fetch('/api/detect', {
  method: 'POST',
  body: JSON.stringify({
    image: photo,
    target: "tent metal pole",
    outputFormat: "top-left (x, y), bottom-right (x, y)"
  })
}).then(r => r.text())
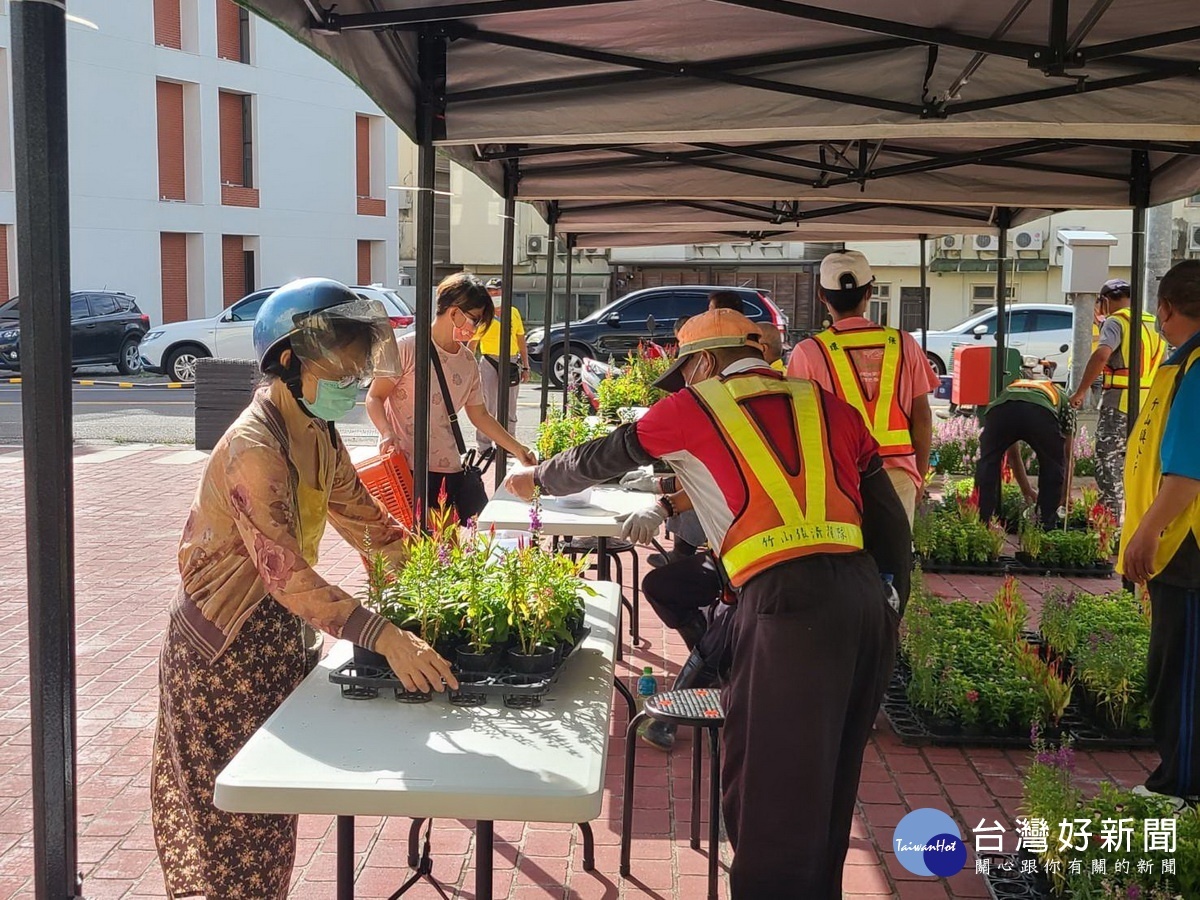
top-left (539, 206), bottom-right (558, 421)
top-left (994, 210), bottom-right (1012, 398)
top-left (919, 233), bottom-right (928, 355)
top-left (413, 29), bottom-right (446, 524)
top-left (13, 0), bottom-right (81, 896)
top-left (494, 161), bottom-right (517, 487)
top-left (561, 237), bottom-right (575, 413)
top-left (1128, 150), bottom-right (1151, 432)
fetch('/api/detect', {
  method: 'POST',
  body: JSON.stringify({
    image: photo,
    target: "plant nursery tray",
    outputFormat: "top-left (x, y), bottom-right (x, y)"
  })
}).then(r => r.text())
top-left (330, 627), bottom-right (591, 710)
top-left (1010, 553), bottom-right (1115, 579)
top-left (882, 664), bottom-right (1036, 748)
top-left (917, 555), bottom-right (1017, 576)
top-left (981, 853), bottom-right (1054, 900)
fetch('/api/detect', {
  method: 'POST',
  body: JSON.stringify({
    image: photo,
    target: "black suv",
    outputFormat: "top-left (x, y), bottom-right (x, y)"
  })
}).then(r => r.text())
top-left (0, 291), bottom-right (150, 375)
top-left (526, 285), bottom-right (789, 386)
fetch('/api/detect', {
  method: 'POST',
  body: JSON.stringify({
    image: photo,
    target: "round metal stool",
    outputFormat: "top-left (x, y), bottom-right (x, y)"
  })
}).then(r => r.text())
top-left (621, 687), bottom-right (725, 900)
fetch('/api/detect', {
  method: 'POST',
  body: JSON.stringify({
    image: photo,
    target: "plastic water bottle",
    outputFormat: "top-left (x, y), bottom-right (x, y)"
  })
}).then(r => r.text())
top-left (636, 666), bottom-right (658, 712)
top-left (882, 574), bottom-right (901, 614)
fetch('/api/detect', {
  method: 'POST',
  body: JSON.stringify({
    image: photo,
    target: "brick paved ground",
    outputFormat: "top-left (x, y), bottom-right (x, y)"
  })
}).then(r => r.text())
top-left (0, 447), bottom-right (1156, 899)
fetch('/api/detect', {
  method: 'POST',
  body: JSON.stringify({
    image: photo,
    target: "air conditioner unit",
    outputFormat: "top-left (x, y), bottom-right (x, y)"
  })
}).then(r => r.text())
top-left (973, 234), bottom-right (999, 252)
top-left (1189, 224), bottom-right (1200, 252)
top-left (939, 235), bottom-right (965, 251)
top-left (526, 234), bottom-right (546, 256)
top-left (1012, 229), bottom-right (1044, 251)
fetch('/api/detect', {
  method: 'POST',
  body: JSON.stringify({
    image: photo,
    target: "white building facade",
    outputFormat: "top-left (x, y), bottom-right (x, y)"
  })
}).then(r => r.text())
top-left (0, 0), bottom-right (399, 325)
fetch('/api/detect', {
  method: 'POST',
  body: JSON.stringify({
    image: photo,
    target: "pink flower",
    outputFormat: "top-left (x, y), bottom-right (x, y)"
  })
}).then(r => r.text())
top-left (254, 532), bottom-right (296, 594)
top-left (965, 690), bottom-right (979, 703)
top-left (230, 484), bottom-right (253, 518)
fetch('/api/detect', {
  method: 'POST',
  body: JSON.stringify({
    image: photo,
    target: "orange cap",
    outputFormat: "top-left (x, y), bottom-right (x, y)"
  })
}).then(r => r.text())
top-left (654, 308), bottom-right (764, 391)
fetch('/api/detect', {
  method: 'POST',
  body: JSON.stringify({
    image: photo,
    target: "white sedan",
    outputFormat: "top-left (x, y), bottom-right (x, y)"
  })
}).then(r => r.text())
top-left (911, 303), bottom-right (1075, 380)
top-left (140, 285), bottom-right (415, 382)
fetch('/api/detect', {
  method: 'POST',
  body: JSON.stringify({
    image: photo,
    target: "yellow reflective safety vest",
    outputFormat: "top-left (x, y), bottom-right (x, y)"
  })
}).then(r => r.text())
top-left (1120, 342), bottom-right (1200, 580)
top-left (1004, 378), bottom-right (1062, 407)
top-left (1102, 307), bottom-right (1166, 413)
top-left (689, 373), bottom-right (864, 587)
top-left (813, 326), bottom-right (914, 457)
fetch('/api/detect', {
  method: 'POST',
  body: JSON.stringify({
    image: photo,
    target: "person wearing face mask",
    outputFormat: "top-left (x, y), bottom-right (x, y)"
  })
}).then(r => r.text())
top-left (1120, 260), bottom-right (1200, 809)
top-left (503, 308), bottom-right (912, 899)
top-left (1070, 278), bottom-right (1166, 518)
top-left (151, 278), bottom-right (459, 899)
top-left (366, 273), bottom-right (536, 522)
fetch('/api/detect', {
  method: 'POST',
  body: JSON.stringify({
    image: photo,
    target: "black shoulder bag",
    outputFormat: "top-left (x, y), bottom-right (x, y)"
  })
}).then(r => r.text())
top-left (430, 348), bottom-right (494, 521)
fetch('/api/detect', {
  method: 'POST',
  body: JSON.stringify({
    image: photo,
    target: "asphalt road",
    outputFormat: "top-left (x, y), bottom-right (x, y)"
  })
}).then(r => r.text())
top-left (0, 378), bottom-right (557, 447)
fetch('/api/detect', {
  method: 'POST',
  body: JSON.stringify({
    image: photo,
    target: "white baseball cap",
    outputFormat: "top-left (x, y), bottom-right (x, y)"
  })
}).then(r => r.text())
top-left (820, 250), bottom-right (875, 292)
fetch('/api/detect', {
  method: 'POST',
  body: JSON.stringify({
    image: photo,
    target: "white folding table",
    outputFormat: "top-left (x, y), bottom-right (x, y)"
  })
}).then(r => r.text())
top-left (215, 581), bottom-right (621, 900)
top-left (479, 486), bottom-right (651, 654)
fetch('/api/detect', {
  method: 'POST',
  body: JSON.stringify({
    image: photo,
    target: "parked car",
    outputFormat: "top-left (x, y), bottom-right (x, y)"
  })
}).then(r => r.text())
top-left (139, 284), bottom-right (415, 382)
top-left (526, 285), bottom-right (789, 387)
top-left (0, 290), bottom-right (150, 375)
top-left (911, 303), bottom-right (1074, 380)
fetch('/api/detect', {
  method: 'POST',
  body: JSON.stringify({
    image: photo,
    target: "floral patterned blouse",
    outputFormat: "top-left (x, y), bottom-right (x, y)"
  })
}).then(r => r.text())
top-left (171, 379), bottom-right (409, 662)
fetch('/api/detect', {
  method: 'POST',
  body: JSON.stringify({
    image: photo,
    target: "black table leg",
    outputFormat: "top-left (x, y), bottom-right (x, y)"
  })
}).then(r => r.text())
top-left (707, 727), bottom-right (721, 900)
top-left (577, 822), bottom-right (595, 871)
top-left (620, 710), bottom-right (647, 876)
top-left (476, 820), bottom-right (494, 900)
top-left (614, 677), bottom-right (636, 719)
top-left (407, 818), bottom-right (425, 868)
top-left (691, 731), bottom-right (702, 850)
top-left (337, 815), bottom-right (355, 900)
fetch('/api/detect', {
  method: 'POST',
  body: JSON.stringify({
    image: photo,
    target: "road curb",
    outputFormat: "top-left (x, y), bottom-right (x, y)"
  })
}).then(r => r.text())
top-left (2, 377), bottom-right (192, 389)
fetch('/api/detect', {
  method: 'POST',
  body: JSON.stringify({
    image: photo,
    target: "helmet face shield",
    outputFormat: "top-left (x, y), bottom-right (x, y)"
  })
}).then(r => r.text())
top-left (288, 298), bottom-right (400, 382)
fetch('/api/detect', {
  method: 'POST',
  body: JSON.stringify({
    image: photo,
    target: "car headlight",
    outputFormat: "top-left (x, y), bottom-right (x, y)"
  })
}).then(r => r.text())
top-left (143, 330), bottom-right (164, 341)
top-left (526, 328), bottom-right (544, 347)
top-left (0, 329), bottom-right (17, 340)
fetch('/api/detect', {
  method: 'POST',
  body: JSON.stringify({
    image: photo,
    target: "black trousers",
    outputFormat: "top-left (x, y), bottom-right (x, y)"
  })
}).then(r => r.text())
top-left (1146, 582), bottom-right (1200, 798)
top-left (975, 401), bottom-right (1065, 527)
top-left (722, 552), bottom-right (898, 899)
top-left (642, 551), bottom-right (721, 629)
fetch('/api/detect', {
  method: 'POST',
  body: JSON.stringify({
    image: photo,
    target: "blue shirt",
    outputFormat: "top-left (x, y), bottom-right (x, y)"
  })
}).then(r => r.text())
top-left (1161, 329), bottom-right (1200, 481)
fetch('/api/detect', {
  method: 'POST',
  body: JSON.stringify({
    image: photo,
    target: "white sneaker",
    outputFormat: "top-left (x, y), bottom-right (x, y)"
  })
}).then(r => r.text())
top-left (1132, 784), bottom-right (1189, 813)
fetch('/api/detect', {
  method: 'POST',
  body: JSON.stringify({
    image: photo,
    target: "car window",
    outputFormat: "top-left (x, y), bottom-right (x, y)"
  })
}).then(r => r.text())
top-left (1029, 310), bottom-right (1073, 332)
top-left (742, 300), bottom-right (764, 319)
top-left (70, 296), bottom-right (91, 320)
top-left (617, 297), bottom-right (655, 323)
top-left (0, 297), bottom-right (17, 319)
top-left (88, 294), bottom-right (120, 317)
top-left (974, 310), bottom-right (1032, 335)
top-left (116, 296), bottom-right (137, 313)
top-left (228, 292), bottom-right (269, 322)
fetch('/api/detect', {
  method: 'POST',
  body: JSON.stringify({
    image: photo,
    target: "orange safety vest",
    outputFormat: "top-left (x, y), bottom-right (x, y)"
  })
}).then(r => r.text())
top-left (813, 326), bottom-right (914, 457)
top-left (689, 373), bottom-right (864, 587)
top-left (1004, 378), bottom-right (1062, 407)
top-left (1102, 307), bottom-right (1166, 413)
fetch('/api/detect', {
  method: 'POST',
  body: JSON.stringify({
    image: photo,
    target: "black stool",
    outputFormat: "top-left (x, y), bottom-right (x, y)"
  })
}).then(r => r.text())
top-left (622, 688), bottom-right (725, 900)
top-left (564, 536), bottom-right (641, 651)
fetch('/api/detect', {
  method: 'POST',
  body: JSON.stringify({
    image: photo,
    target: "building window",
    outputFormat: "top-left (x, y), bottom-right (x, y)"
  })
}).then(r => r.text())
top-left (156, 81), bottom-right (187, 202)
top-left (160, 233), bottom-right (189, 323)
top-left (154, 0), bottom-right (183, 49)
top-left (1187, 194), bottom-right (1200, 208)
top-left (216, 0), bottom-right (250, 63)
top-left (867, 282), bottom-right (891, 326)
top-left (357, 240), bottom-right (378, 285)
top-left (219, 91), bottom-right (258, 207)
top-left (356, 114), bottom-right (385, 216)
top-left (971, 283), bottom-right (1018, 314)
top-left (222, 235), bottom-right (255, 306)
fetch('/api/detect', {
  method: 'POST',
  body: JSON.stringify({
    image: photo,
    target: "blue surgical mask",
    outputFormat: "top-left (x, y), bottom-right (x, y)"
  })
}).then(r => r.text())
top-left (301, 378), bottom-right (360, 421)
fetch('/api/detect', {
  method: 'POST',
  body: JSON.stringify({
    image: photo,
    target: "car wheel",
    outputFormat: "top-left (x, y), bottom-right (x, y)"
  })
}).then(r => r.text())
top-left (926, 352), bottom-right (946, 376)
top-left (117, 337), bottom-right (143, 376)
top-left (164, 344), bottom-right (209, 383)
top-left (547, 343), bottom-right (587, 389)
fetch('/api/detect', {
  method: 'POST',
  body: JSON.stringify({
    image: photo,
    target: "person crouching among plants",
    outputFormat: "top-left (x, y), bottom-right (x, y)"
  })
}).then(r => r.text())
top-left (1120, 259), bottom-right (1200, 807)
top-left (151, 278), bottom-right (457, 900)
top-left (973, 378), bottom-right (1076, 529)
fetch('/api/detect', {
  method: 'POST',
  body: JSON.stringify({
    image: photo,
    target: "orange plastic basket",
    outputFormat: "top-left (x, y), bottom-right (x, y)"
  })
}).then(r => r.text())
top-left (356, 453), bottom-right (416, 530)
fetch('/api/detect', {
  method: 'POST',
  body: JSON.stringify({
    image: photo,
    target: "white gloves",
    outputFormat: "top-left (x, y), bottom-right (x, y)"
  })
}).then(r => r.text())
top-left (621, 502), bottom-right (668, 545)
top-left (619, 470), bottom-right (659, 493)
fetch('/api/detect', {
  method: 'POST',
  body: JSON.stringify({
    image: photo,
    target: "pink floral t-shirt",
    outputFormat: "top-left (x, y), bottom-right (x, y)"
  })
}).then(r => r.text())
top-left (384, 332), bottom-right (484, 474)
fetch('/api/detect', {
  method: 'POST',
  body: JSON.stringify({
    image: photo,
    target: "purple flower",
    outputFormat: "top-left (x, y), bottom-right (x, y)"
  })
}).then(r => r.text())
top-left (437, 543), bottom-right (451, 565)
top-left (1127, 885), bottom-right (1141, 899)
top-left (529, 502), bottom-right (542, 533)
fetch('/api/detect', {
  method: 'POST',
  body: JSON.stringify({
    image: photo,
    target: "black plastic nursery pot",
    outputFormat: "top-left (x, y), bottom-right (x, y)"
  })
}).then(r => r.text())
top-left (456, 645), bottom-right (503, 674)
top-left (981, 853), bottom-right (1054, 900)
top-left (506, 644), bottom-right (556, 675)
top-left (917, 554), bottom-right (1014, 576)
top-left (352, 644), bottom-right (389, 671)
top-left (1012, 552), bottom-right (1114, 578)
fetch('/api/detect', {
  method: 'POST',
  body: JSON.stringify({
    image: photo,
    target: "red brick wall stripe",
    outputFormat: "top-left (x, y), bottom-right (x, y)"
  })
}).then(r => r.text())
top-left (160, 233), bottom-right (189, 324)
top-left (156, 81), bottom-right (186, 202)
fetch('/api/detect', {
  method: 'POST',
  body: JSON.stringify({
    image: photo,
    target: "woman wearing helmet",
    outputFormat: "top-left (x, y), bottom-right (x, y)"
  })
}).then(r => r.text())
top-left (151, 278), bottom-right (458, 899)
top-left (366, 272), bottom-right (537, 521)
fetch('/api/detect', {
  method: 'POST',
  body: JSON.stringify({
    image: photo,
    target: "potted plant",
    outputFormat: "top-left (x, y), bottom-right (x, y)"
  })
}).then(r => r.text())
top-left (535, 404), bottom-right (611, 459)
top-left (452, 528), bottom-right (509, 675)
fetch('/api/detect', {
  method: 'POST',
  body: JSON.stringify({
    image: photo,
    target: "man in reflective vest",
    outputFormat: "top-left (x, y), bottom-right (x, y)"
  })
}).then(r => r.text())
top-left (975, 379), bottom-right (1076, 527)
top-left (1120, 260), bottom-right (1200, 805)
top-left (789, 251), bottom-right (939, 523)
top-left (1070, 278), bottom-right (1166, 518)
top-left (505, 309), bottom-right (912, 898)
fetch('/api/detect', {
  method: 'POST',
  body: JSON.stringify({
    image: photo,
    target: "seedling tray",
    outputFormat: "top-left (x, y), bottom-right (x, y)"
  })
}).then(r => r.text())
top-left (1011, 553), bottom-right (1114, 579)
top-left (981, 853), bottom-right (1054, 900)
top-left (917, 555), bottom-right (1016, 576)
top-left (330, 627), bottom-right (591, 709)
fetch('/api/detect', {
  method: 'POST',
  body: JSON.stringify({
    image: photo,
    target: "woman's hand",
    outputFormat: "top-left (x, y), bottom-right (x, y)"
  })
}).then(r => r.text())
top-left (378, 433), bottom-right (399, 457)
top-left (513, 444), bottom-right (538, 467)
top-left (375, 625), bottom-right (458, 692)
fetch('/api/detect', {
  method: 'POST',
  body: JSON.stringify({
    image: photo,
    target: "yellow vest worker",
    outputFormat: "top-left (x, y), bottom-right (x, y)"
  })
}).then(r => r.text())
top-left (1117, 260), bottom-right (1200, 802)
top-left (813, 326), bottom-right (914, 457)
top-left (1102, 306), bottom-right (1166, 414)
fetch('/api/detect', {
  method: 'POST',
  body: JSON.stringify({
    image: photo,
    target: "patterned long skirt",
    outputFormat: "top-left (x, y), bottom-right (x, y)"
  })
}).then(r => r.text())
top-left (151, 598), bottom-right (313, 899)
